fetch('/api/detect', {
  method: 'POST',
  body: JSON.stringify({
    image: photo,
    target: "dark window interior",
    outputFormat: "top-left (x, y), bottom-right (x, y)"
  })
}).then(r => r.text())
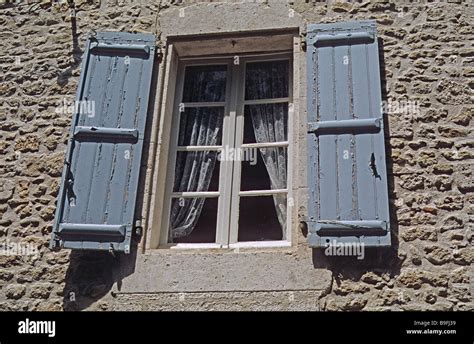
top-left (245, 60), bottom-right (289, 100)
top-left (240, 151), bottom-right (271, 191)
top-left (171, 197), bottom-right (218, 244)
top-left (182, 65), bottom-right (227, 102)
top-left (238, 196), bottom-right (284, 241)
top-left (177, 107), bottom-right (224, 146)
top-left (173, 156), bottom-right (220, 192)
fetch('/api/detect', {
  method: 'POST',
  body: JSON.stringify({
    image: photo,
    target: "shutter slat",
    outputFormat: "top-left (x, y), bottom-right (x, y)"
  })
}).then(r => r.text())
top-left (51, 32), bottom-right (156, 253)
top-left (368, 35), bottom-right (390, 225)
top-left (306, 20), bottom-right (391, 248)
top-left (318, 45), bottom-right (338, 221)
top-left (351, 42), bottom-right (377, 221)
top-left (334, 44), bottom-right (352, 221)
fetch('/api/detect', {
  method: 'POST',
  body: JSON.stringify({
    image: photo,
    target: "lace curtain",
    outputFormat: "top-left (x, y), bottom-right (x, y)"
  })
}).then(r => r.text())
top-left (169, 65), bottom-right (226, 241)
top-left (246, 60), bottom-right (289, 235)
top-left (247, 103), bottom-right (288, 234)
top-left (169, 108), bottom-right (222, 240)
top-left (170, 61), bottom-right (289, 240)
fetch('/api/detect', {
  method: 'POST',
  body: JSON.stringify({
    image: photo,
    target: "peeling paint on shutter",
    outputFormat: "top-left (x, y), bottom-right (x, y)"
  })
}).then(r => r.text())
top-left (306, 20), bottom-right (391, 248)
top-left (50, 32), bottom-right (156, 253)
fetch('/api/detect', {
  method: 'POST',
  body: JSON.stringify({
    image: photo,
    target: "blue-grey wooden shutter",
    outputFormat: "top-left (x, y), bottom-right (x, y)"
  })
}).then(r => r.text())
top-left (306, 20), bottom-right (391, 248)
top-left (50, 32), bottom-right (156, 253)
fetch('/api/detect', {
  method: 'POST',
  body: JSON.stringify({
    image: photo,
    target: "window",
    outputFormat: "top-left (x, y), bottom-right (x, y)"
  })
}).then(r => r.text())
top-left (51, 23), bottom-right (390, 254)
top-left (160, 54), bottom-right (292, 248)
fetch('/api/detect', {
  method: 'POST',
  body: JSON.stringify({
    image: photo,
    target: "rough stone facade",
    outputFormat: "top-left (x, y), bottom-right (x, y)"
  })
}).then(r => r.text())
top-left (0, 0), bottom-right (472, 311)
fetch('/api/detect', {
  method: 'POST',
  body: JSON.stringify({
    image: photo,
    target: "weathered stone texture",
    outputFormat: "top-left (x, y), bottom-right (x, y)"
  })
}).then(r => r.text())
top-left (0, 0), bottom-right (472, 311)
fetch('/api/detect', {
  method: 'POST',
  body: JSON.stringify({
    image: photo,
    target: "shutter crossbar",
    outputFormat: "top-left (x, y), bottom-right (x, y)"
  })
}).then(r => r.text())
top-left (307, 118), bottom-right (380, 135)
top-left (59, 223), bottom-right (126, 237)
top-left (316, 220), bottom-right (387, 232)
top-left (314, 32), bottom-right (374, 46)
top-left (90, 42), bottom-right (150, 55)
top-left (74, 126), bottom-right (139, 140)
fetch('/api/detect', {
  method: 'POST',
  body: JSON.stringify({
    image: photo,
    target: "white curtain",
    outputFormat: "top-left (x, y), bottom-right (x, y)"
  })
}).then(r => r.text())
top-left (169, 107), bottom-right (222, 240)
top-left (246, 61), bottom-right (289, 236)
top-left (248, 103), bottom-right (288, 235)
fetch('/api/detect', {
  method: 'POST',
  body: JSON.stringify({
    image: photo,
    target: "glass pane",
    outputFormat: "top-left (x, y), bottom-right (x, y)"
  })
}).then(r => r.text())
top-left (241, 147), bottom-right (287, 191)
top-left (173, 152), bottom-right (220, 192)
top-left (177, 107), bottom-right (224, 146)
top-left (238, 196), bottom-right (286, 241)
top-left (243, 103), bottom-right (288, 144)
top-left (169, 197), bottom-right (218, 243)
top-left (245, 60), bottom-right (289, 100)
top-left (182, 65), bottom-right (227, 102)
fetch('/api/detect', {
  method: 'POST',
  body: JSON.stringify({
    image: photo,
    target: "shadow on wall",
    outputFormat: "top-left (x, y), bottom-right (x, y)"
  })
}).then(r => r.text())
top-left (62, 249), bottom-right (136, 311)
top-left (311, 38), bottom-right (402, 280)
top-left (57, 3), bottom-right (82, 87)
top-left (60, 48), bottom-right (162, 311)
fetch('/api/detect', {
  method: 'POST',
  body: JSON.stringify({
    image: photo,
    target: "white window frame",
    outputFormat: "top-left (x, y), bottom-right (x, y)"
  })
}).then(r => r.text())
top-left (229, 54), bottom-right (293, 248)
top-left (144, 30), bottom-right (301, 251)
top-left (162, 58), bottom-right (233, 248)
top-left (158, 53), bottom-right (293, 249)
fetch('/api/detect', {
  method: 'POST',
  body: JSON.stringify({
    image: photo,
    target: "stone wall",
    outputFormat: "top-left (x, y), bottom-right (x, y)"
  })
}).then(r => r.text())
top-left (0, 0), bottom-right (472, 311)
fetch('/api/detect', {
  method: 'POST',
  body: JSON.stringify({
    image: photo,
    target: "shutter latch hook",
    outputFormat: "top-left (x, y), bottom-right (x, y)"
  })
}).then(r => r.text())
top-left (370, 153), bottom-right (381, 180)
top-left (108, 244), bottom-right (116, 258)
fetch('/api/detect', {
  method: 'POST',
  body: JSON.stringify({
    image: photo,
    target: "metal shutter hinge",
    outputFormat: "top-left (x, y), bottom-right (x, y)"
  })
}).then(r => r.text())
top-left (134, 220), bottom-right (143, 237)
